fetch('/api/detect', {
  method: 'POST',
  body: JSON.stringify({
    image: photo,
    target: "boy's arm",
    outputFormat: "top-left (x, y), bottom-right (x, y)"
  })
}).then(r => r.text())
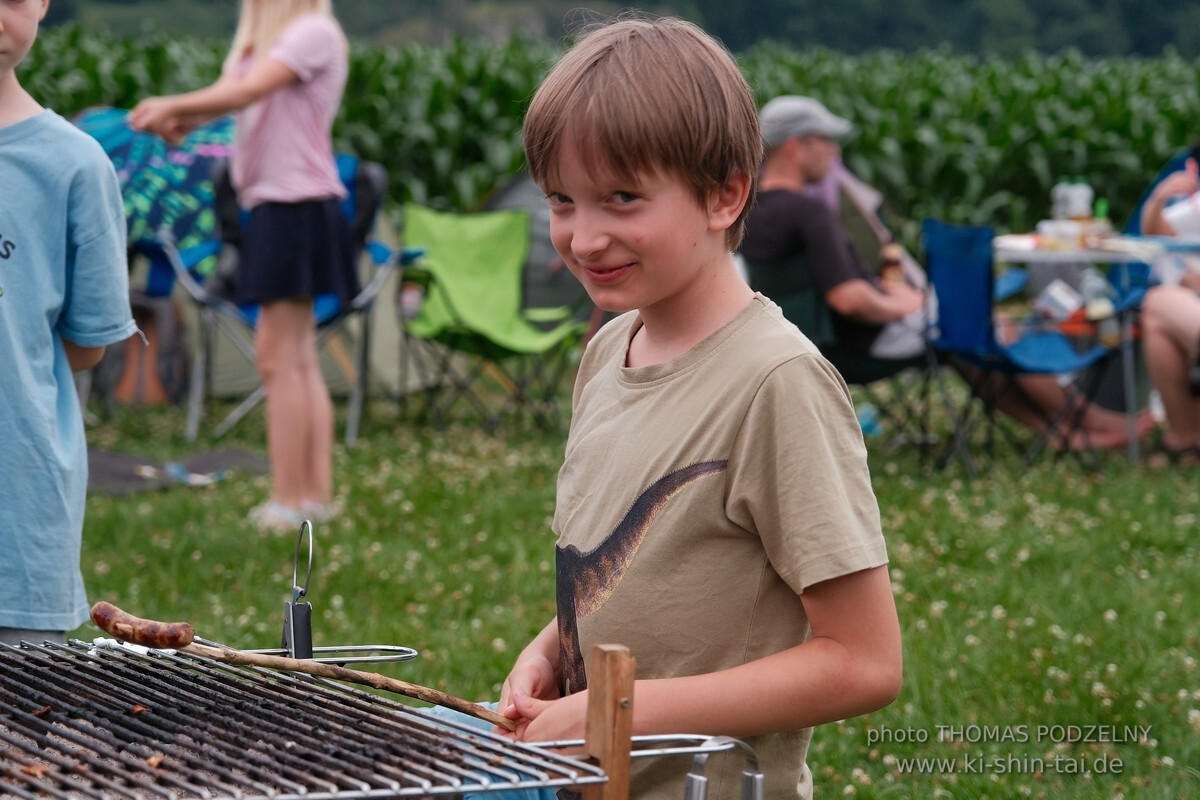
top-left (507, 566), bottom-right (901, 741)
top-left (63, 340), bottom-right (106, 373)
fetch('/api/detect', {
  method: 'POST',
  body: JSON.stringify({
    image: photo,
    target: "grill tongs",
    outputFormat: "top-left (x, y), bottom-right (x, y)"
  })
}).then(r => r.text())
top-left (237, 520), bottom-right (418, 666)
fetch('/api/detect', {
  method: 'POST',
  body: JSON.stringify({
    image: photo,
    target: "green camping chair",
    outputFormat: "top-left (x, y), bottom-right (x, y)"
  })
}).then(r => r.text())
top-left (399, 203), bottom-right (588, 431)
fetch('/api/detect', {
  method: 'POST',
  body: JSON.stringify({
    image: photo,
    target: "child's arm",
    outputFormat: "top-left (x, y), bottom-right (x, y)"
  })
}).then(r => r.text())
top-left (129, 58), bottom-right (299, 138)
top-left (505, 565), bottom-right (900, 742)
top-left (63, 340), bottom-right (106, 373)
top-left (1141, 158), bottom-right (1199, 236)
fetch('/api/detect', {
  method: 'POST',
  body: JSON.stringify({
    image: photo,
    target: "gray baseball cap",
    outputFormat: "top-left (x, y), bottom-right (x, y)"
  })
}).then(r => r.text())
top-left (759, 95), bottom-right (852, 149)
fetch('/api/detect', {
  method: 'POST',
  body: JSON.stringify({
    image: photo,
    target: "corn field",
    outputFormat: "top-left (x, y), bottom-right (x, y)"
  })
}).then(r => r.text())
top-left (25, 24), bottom-right (1200, 241)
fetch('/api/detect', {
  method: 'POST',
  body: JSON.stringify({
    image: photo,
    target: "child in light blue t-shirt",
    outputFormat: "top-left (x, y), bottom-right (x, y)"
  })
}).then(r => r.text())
top-left (0, 0), bottom-right (138, 644)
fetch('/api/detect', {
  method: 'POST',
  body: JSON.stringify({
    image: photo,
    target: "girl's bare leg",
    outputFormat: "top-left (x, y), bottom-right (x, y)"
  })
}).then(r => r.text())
top-left (255, 299), bottom-right (334, 509)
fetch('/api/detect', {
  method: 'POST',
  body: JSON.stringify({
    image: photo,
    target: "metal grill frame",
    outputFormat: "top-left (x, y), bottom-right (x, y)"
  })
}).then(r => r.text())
top-left (1, 639), bottom-right (608, 800)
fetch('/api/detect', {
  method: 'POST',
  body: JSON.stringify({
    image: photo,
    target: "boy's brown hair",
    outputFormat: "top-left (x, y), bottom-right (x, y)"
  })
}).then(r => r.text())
top-left (523, 16), bottom-right (762, 249)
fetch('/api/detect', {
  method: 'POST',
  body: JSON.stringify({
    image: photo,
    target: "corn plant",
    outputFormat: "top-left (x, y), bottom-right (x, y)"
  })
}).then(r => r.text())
top-left (740, 44), bottom-right (1200, 242)
top-left (25, 24), bottom-right (1200, 239)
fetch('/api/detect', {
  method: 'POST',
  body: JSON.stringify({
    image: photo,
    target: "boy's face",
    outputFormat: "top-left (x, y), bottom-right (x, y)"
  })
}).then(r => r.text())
top-left (0, 0), bottom-right (48, 79)
top-left (544, 137), bottom-right (736, 316)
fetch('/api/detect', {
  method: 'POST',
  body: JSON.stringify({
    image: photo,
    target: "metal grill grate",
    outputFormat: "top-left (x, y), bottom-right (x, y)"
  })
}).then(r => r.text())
top-left (0, 640), bottom-right (607, 799)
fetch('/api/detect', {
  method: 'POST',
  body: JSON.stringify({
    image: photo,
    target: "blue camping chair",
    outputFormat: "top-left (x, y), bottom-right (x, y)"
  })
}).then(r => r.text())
top-left (921, 218), bottom-right (1119, 476)
top-left (154, 154), bottom-right (419, 444)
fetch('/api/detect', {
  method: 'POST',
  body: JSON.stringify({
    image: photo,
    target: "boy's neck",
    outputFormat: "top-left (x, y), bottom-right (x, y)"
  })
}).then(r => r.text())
top-left (0, 75), bottom-right (44, 128)
top-left (626, 259), bottom-right (754, 368)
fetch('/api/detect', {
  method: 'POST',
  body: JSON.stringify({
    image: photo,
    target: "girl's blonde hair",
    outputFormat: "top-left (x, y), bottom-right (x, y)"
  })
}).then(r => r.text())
top-left (224, 0), bottom-right (345, 70)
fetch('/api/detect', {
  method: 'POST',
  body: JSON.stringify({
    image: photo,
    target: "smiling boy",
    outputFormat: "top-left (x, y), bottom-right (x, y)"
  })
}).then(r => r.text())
top-left (494, 16), bottom-right (902, 800)
top-left (0, 0), bottom-right (137, 643)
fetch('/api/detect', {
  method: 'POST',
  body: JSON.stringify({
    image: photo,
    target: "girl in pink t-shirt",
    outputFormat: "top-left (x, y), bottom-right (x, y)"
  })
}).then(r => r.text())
top-left (131, 0), bottom-right (354, 531)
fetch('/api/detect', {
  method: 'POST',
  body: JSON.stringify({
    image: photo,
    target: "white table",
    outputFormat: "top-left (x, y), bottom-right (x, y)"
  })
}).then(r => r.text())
top-left (993, 239), bottom-right (1157, 463)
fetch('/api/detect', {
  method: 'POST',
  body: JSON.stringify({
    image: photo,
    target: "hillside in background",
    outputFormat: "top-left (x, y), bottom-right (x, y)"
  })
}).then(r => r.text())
top-left (49, 0), bottom-right (1200, 55)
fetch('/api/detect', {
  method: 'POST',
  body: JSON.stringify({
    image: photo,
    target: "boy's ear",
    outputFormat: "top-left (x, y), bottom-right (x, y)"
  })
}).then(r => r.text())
top-left (707, 171), bottom-right (752, 234)
top-left (40, 0), bottom-right (50, 21)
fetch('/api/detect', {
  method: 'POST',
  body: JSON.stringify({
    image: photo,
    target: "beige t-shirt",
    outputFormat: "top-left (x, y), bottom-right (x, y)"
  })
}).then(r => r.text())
top-left (553, 294), bottom-right (888, 800)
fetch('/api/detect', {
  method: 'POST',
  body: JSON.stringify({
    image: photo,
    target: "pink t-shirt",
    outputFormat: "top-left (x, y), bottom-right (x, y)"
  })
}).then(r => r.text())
top-left (229, 14), bottom-right (348, 208)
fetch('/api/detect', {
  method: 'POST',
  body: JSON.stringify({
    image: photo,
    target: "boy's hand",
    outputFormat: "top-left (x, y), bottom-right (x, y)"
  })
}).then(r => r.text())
top-left (497, 653), bottom-right (560, 733)
top-left (500, 689), bottom-right (589, 745)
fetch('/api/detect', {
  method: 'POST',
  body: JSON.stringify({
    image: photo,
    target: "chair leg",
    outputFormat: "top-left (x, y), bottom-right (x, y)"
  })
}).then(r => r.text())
top-left (184, 309), bottom-right (214, 442)
top-left (213, 386), bottom-right (266, 439)
top-left (344, 310), bottom-right (371, 446)
top-left (1020, 358), bottom-right (1111, 472)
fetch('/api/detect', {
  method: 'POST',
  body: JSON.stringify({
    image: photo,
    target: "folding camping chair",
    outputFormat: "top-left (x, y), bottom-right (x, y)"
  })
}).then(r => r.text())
top-left (154, 154), bottom-right (408, 445)
top-left (398, 203), bottom-right (588, 431)
top-left (921, 218), bottom-right (1122, 476)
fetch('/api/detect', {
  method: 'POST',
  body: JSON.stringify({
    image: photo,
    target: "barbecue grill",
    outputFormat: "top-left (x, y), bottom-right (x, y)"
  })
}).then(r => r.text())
top-left (1, 640), bottom-right (762, 800)
top-left (0, 639), bottom-right (608, 799)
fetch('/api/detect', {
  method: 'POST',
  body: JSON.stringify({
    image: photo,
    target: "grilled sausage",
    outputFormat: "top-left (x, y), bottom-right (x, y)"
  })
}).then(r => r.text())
top-left (90, 602), bottom-right (195, 649)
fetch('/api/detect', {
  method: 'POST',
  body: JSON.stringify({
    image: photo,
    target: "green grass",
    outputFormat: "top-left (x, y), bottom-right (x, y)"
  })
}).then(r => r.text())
top-left (78, 393), bottom-right (1200, 798)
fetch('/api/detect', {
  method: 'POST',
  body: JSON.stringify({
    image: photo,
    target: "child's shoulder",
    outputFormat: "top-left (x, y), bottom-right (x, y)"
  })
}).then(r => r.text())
top-left (6, 109), bottom-right (106, 154)
top-left (280, 12), bottom-right (343, 42)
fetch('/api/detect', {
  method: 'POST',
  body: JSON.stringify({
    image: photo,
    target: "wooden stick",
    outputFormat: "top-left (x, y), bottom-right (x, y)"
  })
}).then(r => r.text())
top-left (89, 601), bottom-right (513, 731)
top-left (581, 644), bottom-right (636, 800)
top-left (178, 641), bottom-right (517, 731)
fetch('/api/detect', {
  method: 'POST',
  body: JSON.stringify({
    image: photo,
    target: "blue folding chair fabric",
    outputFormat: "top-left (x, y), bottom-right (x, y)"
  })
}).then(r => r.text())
top-left (922, 218), bottom-right (1114, 475)
top-left (157, 155), bottom-right (418, 444)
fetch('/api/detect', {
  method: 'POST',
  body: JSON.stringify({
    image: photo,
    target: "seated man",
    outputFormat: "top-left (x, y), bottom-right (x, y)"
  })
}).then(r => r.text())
top-left (739, 95), bottom-right (1150, 450)
top-left (740, 95), bottom-right (927, 367)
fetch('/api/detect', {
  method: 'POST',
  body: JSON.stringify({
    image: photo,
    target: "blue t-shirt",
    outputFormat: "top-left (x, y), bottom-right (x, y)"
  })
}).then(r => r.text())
top-left (0, 110), bottom-right (138, 631)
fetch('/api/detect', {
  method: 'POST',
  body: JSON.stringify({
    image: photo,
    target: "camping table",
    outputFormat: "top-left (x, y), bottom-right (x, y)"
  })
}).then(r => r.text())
top-left (992, 236), bottom-right (1160, 463)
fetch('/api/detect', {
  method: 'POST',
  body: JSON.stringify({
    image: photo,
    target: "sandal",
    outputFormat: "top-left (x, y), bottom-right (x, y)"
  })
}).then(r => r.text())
top-left (1145, 433), bottom-right (1200, 469)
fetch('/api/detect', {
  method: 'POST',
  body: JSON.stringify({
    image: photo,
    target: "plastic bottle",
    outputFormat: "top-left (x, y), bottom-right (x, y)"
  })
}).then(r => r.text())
top-left (1080, 267), bottom-right (1119, 347)
top-left (1050, 177), bottom-right (1073, 220)
top-left (1091, 197), bottom-right (1112, 237)
top-left (1067, 177), bottom-right (1095, 221)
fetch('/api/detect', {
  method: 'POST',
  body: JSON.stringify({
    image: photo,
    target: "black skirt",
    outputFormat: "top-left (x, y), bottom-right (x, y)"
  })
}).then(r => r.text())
top-left (234, 197), bottom-right (361, 307)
